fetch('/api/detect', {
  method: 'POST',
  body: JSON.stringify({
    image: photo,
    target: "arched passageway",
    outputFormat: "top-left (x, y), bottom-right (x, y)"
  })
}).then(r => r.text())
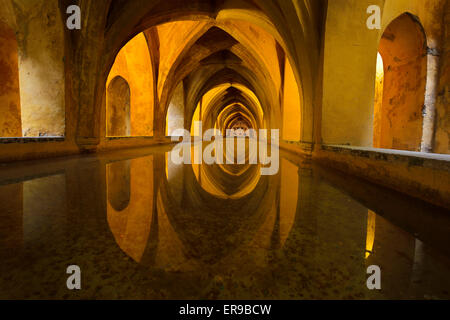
top-left (65, 0), bottom-right (320, 151)
top-left (104, 18), bottom-right (305, 142)
top-left (0, 0), bottom-right (450, 301)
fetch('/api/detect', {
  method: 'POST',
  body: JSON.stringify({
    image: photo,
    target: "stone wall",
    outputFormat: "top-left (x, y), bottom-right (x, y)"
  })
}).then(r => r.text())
top-left (13, 0), bottom-right (65, 137)
top-left (0, 20), bottom-right (21, 137)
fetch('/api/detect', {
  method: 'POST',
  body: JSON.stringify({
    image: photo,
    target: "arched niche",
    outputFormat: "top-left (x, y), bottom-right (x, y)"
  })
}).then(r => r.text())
top-left (376, 13), bottom-right (427, 151)
top-left (107, 76), bottom-right (131, 137)
top-left (0, 20), bottom-right (21, 137)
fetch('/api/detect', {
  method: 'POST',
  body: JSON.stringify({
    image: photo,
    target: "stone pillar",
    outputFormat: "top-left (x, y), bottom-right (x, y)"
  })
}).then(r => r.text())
top-left (421, 48), bottom-right (440, 153)
top-left (153, 108), bottom-right (166, 141)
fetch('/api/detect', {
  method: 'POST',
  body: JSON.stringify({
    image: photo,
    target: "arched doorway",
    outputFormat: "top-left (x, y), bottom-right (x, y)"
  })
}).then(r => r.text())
top-left (374, 13), bottom-right (427, 151)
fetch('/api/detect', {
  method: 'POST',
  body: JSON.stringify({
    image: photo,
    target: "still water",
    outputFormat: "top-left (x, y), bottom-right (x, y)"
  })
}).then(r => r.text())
top-left (0, 145), bottom-right (449, 299)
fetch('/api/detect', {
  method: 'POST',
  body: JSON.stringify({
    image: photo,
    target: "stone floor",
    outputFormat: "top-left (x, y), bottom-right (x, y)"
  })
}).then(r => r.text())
top-left (0, 145), bottom-right (449, 299)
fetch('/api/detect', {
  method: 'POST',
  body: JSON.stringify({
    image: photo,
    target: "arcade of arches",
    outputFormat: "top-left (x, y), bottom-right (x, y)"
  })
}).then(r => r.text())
top-left (0, 0), bottom-right (450, 299)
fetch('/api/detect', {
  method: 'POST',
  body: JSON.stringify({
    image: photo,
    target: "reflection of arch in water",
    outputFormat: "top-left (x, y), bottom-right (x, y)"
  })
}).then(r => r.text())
top-left (169, 151), bottom-right (298, 232)
top-left (221, 137), bottom-right (258, 166)
top-left (107, 160), bottom-right (131, 212)
top-left (158, 157), bottom-right (279, 264)
top-left (106, 152), bottom-right (299, 270)
top-left (106, 156), bottom-right (154, 263)
top-left (169, 142), bottom-right (262, 199)
top-left (366, 210), bottom-right (376, 259)
top-left (107, 76), bottom-right (131, 137)
top-left (193, 162), bottom-right (261, 200)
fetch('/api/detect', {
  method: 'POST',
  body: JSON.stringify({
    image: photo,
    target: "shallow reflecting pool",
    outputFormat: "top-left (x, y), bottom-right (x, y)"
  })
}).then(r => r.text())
top-left (0, 145), bottom-right (449, 299)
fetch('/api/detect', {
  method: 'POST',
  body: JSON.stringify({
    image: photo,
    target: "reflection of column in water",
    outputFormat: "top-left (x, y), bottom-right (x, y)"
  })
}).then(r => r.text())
top-left (366, 210), bottom-right (376, 258)
top-left (23, 175), bottom-right (67, 245)
top-left (283, 165), bottom-right (317, 263)
top-left (278, 158), bottom-right (298, 247)
top-left (0, 183), bottom-right (23, 254)
top-left (165, 152), bottom-right (184, 206)
top-left (410, 238), bottom-right (425, 293)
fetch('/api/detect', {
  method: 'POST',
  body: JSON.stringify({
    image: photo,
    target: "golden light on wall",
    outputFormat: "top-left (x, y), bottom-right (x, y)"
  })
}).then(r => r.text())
top-left (106, 32), bottom-right (154, 137)
top-left (282, 58), bottom-right (301, 142)
top-left (373, 52), bottom-right (384, 148)
top-left (191, 103), bottom-right (201, 137)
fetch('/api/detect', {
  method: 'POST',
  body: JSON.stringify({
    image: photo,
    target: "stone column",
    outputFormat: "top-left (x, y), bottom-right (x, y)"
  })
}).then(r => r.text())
top-left (421, 47), bottom-right (440, 153)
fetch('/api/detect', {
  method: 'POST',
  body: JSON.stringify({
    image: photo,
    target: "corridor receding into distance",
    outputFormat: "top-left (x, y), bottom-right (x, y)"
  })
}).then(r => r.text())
top-left (0, 0), bottom-right (449, 300)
